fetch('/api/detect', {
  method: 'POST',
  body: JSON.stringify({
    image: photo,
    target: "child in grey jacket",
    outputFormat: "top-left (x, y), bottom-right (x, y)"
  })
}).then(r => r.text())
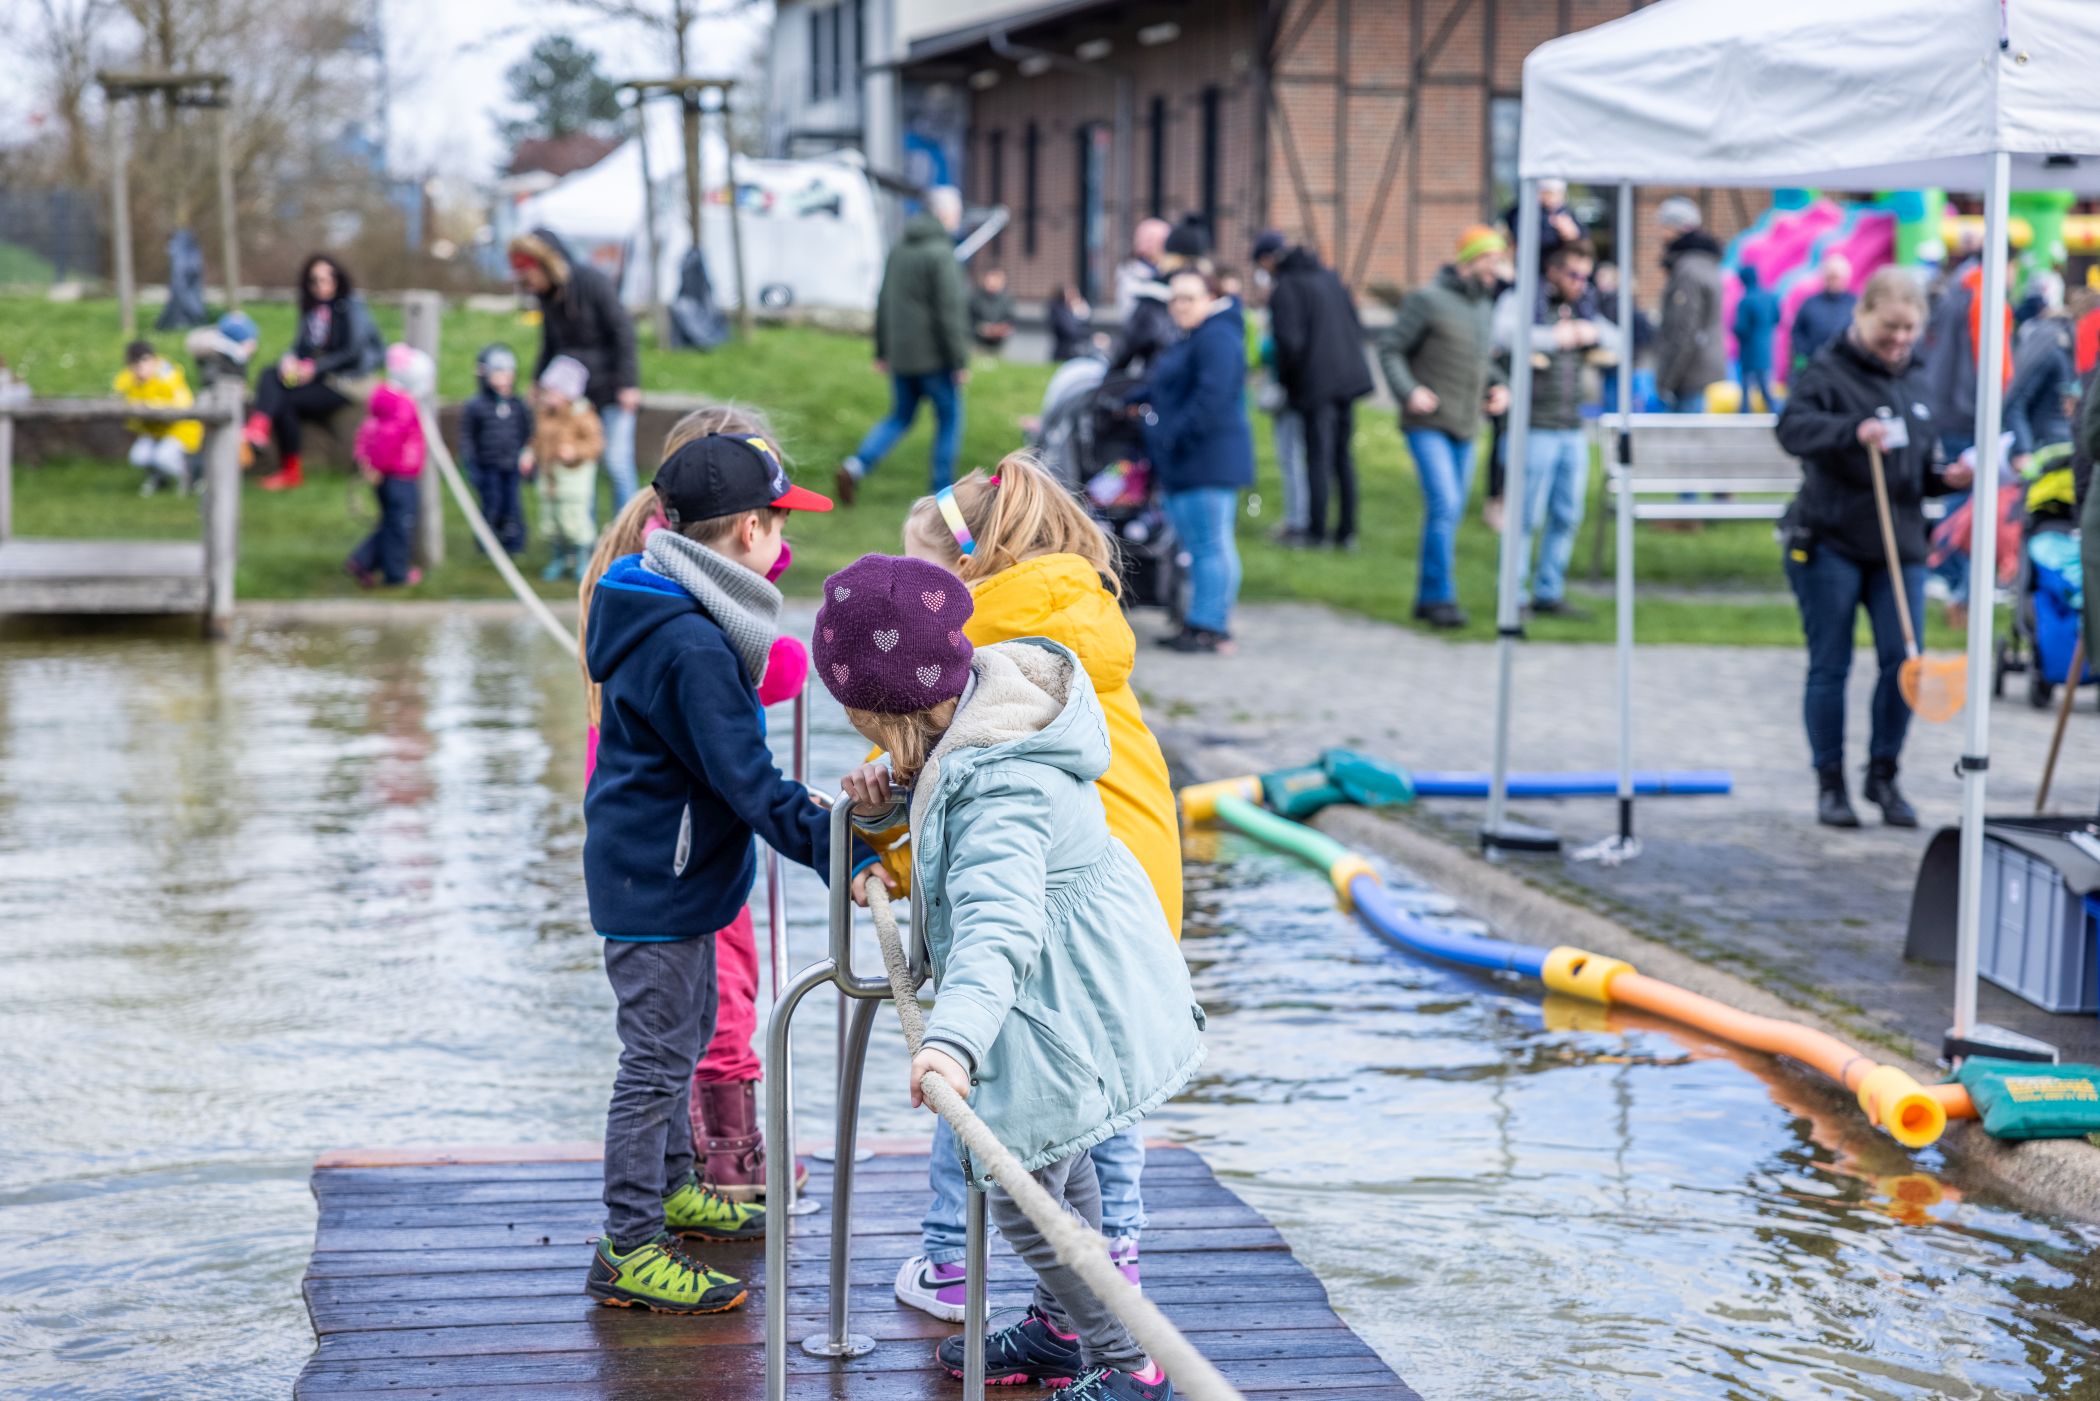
top-left (814, 553), bottom-right (1203, 1401)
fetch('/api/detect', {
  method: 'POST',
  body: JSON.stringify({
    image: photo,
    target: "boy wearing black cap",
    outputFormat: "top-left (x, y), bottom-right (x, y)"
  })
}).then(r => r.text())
top-left (580, 434), bottom-right (849, 1314)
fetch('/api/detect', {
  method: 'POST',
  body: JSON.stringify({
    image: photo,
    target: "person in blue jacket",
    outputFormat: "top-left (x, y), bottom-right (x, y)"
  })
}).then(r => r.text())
top-left (1733, 264), bottom-right (1783, 413)
top-left (580, 434), bottom-right (865, 1314)
top-left (457, 344), bottom-right (534, 555)
top-left (1128, 269), bottom-right (1256, 654)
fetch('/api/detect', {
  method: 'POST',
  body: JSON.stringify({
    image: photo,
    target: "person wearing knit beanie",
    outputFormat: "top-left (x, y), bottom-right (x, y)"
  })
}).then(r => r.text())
top-left (813, 554), bottom-right (976, 716)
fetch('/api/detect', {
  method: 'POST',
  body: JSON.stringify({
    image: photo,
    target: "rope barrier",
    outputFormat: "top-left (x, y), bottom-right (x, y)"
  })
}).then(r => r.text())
top-left (864, 885), bottom-right (1244, 1401)
top-left (415, 406), bottom-right (578, 653)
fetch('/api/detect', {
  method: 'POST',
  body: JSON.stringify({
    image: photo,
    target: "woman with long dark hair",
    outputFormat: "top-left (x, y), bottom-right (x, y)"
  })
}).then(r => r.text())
top-left (243, 253), bottom-right (385, 490)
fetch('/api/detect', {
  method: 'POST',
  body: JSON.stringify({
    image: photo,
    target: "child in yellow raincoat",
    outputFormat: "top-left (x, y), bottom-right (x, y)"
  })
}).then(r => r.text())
top-left (879, 450), bottom-right (1183, 1321)
top-left (114, 340), bottom-right (202, 495)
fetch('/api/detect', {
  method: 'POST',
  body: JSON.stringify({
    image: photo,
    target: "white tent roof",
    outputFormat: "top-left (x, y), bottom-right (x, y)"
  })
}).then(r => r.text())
top-left (1520, 0), bottom-right (2100, 193)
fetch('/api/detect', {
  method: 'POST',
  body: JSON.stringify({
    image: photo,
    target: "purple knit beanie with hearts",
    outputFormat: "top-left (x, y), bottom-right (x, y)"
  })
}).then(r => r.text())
top-left (813, 555), bottom-right (975, 714)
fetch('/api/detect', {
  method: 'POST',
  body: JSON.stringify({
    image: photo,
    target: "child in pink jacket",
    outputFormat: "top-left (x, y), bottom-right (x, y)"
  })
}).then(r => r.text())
top-left (346, 345), bottom-right (433, 588)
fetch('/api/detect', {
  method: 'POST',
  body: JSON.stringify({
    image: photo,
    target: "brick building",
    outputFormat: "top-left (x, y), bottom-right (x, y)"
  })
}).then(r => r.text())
top-left (881, 0), bottom-right (1759, 302)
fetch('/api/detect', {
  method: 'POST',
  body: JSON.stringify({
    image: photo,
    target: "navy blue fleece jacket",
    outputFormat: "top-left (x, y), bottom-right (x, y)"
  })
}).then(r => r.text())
top-left (584, 556), bottom-right (846, 939)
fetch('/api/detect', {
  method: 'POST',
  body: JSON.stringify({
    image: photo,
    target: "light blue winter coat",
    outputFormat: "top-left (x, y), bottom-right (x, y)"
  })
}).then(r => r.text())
top-left (870, 638), bottom-right (1205, 1182)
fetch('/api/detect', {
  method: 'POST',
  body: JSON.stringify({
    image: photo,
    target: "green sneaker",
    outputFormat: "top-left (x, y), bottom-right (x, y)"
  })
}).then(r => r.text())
top-left (586, 1232), bottom-right (748, 1313)
top-left (663, 1172), bottom-right (766, 1242)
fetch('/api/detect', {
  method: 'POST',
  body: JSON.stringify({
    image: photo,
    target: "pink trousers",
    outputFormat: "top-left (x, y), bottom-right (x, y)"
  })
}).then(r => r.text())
top-left (694, 905), bottom-right (761, 1084)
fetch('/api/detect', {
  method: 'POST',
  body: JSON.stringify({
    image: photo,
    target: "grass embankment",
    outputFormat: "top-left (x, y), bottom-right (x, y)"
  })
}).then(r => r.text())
top-left (5, 295), bottom-right (1916, 645)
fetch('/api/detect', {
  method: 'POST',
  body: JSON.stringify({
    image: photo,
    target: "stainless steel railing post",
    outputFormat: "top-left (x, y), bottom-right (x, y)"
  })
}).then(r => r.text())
top-left (769, 690), bottom-right (820, 1217)
top-left (765, 957), bottom-right (841, 1401)
top-left (963, 1182), bottom-right (989, 1401)
top-left (805, 994), bottom-right (879, 1359)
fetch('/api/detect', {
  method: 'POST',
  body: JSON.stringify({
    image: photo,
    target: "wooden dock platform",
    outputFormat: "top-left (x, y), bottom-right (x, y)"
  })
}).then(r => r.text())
top-left (295, 1145), bottom-right (1420, 1401)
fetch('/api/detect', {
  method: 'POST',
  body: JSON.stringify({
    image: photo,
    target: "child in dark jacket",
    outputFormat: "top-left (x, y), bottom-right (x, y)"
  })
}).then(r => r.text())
top-left (459, 343), bottom-right (534, 554)
top-left (345, 345), bottom-right (432, 587)
top-left (581, 432), bottom-right (855, 1314)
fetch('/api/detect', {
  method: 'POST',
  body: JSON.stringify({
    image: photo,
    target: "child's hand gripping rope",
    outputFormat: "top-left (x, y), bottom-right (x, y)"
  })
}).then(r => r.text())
top-left (861, 884), bottom-right (1244, 1401)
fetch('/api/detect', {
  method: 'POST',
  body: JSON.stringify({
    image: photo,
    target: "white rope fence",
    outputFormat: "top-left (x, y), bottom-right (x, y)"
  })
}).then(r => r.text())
top-left (415, 406), bottom-right (578, 653)
top-left (864, 885), bottom-right (1244, 1401)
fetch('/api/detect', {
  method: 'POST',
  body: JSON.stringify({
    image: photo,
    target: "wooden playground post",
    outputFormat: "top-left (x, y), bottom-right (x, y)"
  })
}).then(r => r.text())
top-left (401, 291), bottom-right (444, 570)
top-left (107, 100), bottom-right (137, 337)
top-left (98, 72), bottom-right (241, 326)
top-left (621, 77), bottom-right (751, 338)
top-left (201, 380), bottom-right (243, 636)
top-left (213, 103), bottom-right (241, 309)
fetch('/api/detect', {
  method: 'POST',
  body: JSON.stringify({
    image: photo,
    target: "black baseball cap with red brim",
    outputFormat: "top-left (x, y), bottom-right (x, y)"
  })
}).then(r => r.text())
top-left (652, 434), bottom-right (833, 529)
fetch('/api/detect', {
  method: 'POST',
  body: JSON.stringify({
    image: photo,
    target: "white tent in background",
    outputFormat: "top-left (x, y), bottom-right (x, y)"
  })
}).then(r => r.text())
top-left (1492, 0), bottom-right (2100, 1056)
top-left (513, 99), bottom-right (884, 314)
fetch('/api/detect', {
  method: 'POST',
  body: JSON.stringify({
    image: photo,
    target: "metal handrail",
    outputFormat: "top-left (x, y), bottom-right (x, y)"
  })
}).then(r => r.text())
top-left (767, 692), bottom-right (821, 1217)
top-left (765, 793), bottom-right (989, 1401)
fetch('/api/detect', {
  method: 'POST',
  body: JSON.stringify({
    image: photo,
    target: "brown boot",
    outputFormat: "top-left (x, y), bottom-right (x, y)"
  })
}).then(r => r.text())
top-left (694, 1079), bottom-right (806, 1202)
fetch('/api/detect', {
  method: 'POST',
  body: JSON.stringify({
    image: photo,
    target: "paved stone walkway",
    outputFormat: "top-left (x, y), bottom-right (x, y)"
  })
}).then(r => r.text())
top-left (1134, 602), bottom-right (2100, 1065)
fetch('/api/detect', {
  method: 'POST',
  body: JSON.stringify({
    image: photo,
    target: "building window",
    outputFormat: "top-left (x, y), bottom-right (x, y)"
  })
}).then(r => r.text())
top-left (1200, 86), bottom-right (1220, 240)
top-left (1077, 123), bottom-right (1110, 302)
top-left (808, 8), bottom-right (826, 102)
top-left (1490, 96), bottom-right (1521, 218)
top-left (989, 129), bottom-right (1006, 206)
top-left (1147, 95), bottom-right (1166, 217)
top-left (829, 4), bottom-right (845, 99)
top-left (1024, 120), bottom-right (1040, 257)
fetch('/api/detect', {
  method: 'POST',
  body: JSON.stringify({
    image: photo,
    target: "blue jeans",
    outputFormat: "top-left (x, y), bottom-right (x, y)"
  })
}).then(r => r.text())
top-left (1520, 429), bottom-right (1588, 605)
top-left (1271, 407), bottom-right (1308, 532)
top-left (349, 475), bottom-right (419, 584)
top-left (1671, 392), bottom-right (1708, 413)
top-left (599, 402), bottom-right (638, 517)
top-left (1786, 548), bottom-right (1928, 773)
top-left (923, 1117), bottom-right (1147, 1263)
top-left (1163, 486), bottom-right (1242, 635)
top-left (1738, 367), bottom-right (1780, 413)
top-left (854, 372), bottom-right (963, 491)
top-left (470, 464), bottom-right (527, 555)
top-left (1403, 429), bottom-right (1476, 607)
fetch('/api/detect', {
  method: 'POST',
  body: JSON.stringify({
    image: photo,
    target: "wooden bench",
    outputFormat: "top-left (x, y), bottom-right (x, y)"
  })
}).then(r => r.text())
top-left (1609, 412), bottom-right (1798, 520)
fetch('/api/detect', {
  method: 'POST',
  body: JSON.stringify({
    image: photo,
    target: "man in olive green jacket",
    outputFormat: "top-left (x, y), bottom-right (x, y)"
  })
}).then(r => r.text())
top-left (1376, 226), bottom-right (1511, 628)
top-left (838, 187), bottom-right (971, 504)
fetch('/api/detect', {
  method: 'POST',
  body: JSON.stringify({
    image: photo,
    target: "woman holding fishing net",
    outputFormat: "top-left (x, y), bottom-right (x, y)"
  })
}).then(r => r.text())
top-left (1778, 267), bottom-right (1974, 830)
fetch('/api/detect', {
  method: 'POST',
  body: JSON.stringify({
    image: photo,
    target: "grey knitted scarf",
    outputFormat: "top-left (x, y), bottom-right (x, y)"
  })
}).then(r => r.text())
top-left (643, 531), bottom-right (782, 684)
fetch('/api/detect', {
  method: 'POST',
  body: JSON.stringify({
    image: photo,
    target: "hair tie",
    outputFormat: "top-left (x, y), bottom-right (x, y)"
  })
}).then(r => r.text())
top-left (935, 485), bottom-right (975, 556)
top-left (987, 475), bottom-right (1001, 486)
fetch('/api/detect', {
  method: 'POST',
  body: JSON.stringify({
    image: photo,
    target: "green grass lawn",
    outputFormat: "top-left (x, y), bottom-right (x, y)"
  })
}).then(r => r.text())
top-left (6, 294), bottom-right (1960, 646)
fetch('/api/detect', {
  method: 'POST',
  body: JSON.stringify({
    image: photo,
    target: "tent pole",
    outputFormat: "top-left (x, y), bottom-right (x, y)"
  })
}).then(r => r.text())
top-left (1614, 181), bottom-right (1636, 850)
top-left (1483, 180), bottom-right (1555, 854)
top-left (1952, 150), bottom-right (2011, 1045)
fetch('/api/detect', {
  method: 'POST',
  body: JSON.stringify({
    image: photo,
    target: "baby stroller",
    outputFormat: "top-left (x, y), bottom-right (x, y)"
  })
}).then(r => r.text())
top-left (1031, 355), bottom-right (1183, 618)
top-left (1992, 442), bottom-right (2093, 708)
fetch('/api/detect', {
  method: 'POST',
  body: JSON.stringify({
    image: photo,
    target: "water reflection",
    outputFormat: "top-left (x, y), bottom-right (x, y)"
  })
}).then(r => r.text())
top-left (0, 616), bottom-right (2093, 1400)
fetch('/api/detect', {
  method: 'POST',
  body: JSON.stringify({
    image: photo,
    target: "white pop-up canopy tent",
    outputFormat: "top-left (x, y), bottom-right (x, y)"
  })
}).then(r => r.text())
top-left (1491, 0), bottom-right (2100, 1054)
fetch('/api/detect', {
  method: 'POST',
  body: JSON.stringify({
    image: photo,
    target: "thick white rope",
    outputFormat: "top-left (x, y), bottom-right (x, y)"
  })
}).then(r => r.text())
top-left (415, 405), bottom-right (578, 653)
top-left (865, 885), bottom-right (1244, 1401)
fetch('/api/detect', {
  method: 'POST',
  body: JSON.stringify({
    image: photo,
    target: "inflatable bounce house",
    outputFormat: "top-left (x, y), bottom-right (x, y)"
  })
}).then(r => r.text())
top-left (1703, 188), bottom-right (2083, 411)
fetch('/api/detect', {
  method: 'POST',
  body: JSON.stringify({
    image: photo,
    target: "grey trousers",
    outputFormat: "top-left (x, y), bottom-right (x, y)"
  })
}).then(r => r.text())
top-left (602, 936), bottom-right (718, 1250)
top-left (989, 1148), bottom-right (1146, 1373)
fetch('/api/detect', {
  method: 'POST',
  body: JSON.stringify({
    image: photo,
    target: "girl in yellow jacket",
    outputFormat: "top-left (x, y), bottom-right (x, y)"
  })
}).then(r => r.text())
top-left (884, 450), bottom-right (1184, 1321)
top-left (114, 340), bottom-right (203, 495)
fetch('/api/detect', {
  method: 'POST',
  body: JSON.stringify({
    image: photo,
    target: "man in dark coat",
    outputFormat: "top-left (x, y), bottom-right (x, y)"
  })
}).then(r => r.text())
top-left (836, 187), bottom-right (970, 503)
top-left (1790, 254), bottom-right (1857, 370)
top-left (1654, 197), bottom-right (1725, 411)
top-left (508, 226), bottom-right (642, 511)
top-left (1256, 231), bottom-right (1375, 548)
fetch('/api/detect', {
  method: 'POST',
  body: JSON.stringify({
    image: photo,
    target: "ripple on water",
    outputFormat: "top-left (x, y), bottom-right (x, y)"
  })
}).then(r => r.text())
top-left (0, 619), bottom-right (2095, 1399)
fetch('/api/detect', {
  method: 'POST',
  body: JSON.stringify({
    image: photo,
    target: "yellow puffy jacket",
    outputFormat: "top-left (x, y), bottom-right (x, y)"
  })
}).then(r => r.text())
top-left (113, 363), bottom-right (204, 454)
top-left (870, 553), bottom-right (1185, 937)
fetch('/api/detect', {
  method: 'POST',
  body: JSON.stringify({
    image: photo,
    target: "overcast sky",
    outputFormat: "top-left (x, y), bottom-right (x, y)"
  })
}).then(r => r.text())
top-left (0, 0), bottom-right (766, 183)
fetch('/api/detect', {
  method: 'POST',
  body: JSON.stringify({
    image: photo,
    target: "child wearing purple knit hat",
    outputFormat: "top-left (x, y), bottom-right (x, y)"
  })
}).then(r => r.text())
top-left (815, 554), bottom-right (1204, 1401)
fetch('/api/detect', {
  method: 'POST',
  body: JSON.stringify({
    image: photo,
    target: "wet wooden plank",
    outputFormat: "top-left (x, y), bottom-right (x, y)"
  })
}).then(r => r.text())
top-left (295, 1148), bottom-right (1419, 1401)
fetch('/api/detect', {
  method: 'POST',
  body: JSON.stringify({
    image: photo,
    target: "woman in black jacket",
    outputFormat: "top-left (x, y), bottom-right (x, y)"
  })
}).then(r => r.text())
top-left (244, 254), bottom-right (385, 490)
top-left (1776, 267), bottom-right (1973, 828)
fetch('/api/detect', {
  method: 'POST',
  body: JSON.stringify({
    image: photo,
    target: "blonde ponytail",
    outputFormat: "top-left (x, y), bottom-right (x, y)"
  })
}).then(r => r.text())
top-left (905, 451), bottom-right (1121, 595)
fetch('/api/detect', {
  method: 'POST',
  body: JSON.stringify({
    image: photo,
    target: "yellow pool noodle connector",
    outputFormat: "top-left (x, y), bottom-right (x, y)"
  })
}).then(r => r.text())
top-left (1540, 945), bottom-right (1635, 1003)
top-left (1328, 853), bottom-right (1380, 912)
top-left (1854, 1064), bottom-right (1950, 1149)
top-left (1179, 775), bottom-right (1261, 827)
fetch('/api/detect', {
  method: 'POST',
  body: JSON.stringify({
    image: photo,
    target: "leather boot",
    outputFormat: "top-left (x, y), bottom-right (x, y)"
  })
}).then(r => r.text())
top-left (1816, 766), bottom-right (1860, 828)
top-left (694, 1080), bottom-right (806, 1202)
top-left (1862, 758), bottom-right (1918, 828)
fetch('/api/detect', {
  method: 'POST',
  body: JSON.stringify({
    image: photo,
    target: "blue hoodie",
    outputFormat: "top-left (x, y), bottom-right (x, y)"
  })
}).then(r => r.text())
top-left (583, 556), bottom-right (835, 939)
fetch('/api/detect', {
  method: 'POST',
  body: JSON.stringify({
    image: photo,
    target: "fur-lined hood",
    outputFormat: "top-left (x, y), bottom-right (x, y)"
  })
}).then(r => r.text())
top-left (909, 638), bottom-right (1110, 837)
top-left (507, 226), bottom-right (574, 287)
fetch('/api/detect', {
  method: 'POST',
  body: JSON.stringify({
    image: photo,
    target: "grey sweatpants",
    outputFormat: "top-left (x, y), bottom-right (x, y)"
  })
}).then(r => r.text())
top-left (989, 1148), bottom-right (1146, 1373)
top-left (602, 936), bottom-right (718, 1250)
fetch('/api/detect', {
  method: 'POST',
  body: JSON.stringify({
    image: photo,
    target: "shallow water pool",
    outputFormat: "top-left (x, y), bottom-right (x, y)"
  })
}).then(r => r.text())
top-left (0, 615), bottom-right (2094, 1399)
